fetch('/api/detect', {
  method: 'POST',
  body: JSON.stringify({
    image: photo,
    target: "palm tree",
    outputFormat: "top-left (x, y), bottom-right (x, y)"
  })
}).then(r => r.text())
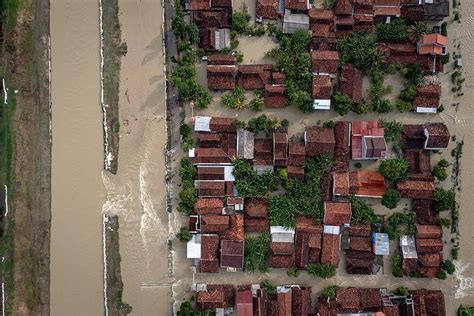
top-left (407, 22), bottom-right (429, 42)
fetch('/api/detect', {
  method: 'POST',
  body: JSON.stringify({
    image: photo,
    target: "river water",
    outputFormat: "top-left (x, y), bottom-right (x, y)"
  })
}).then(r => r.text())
top-left (50, 0), bottom-right (105, 314)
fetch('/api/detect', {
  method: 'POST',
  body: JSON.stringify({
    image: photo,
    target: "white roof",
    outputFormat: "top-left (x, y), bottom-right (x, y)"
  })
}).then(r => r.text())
top-left (373, 233), bottom-right (390, 256)
top-left (416, 107), bottom-right (437, 113)
top-left (189, 148), bottom-right (196, 158)
top-left (400, 235), bottom-right (418, 259)
top-left (224, 165), bottom-right (235, 181)
top-left (323, 225), bottom-right (340, 235)
top-left (270, 226), bottom-right (295, 243)
top-left (194, 116), bottom-right (211, 132)
top-left (313, 99), bottom-right (331, 110)
top-left (187, 234), bottom-right (201, 259)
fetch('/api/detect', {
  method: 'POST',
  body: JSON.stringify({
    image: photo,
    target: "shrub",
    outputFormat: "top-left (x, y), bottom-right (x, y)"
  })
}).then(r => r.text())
top-left (379, 119), bottom-right (403, 143)
top-left (452, 247), bottom-right (459, 260)
top-left (235, 51), bottom-right (244, 63)
top-left (332, 92), bottom-right (353, 116)
top-left (392, 254), bottom-right (403, 277)
top-left (442, 259), bottom-right (456, 275)
top-left (437, 218), bottom-right (451, 229)
top-left (399, 84), bottom-right (417, 102)
top-left (178, 186), bottom-right (197, 215)
top-left (287, 267), bottom-right (300, 277)
top-left (323, 286), bottom-right (338, 299)
top-left (402, 63), bottom-right (423, 86)
top-left (177, 227), bottom-right (192, 242)
top-left (232, 11), bottom-right (251, 34)
top-left (249, 94), bottom-right (264, 111)
top-left (177, 300), bottom-right (200, 316)
top-left (235, 120), bottom-right (246, 129)
top-left (458, 306), bottom-right (474, 316)
top-left (442, 53), bottom-right (450, 65)
top-left (307, 263), bottom-right (336, 279)
top-left (350, 196), bottom-right (379, 224)
top-left (260, 280), bottom-right (276, 294)
top-left (441, 22), bottom-right (448, 36)
top-left (387, 211), bottom-right (416, 239)
top-left (291, 89), bottom-right (314, 113)
top-left (396, 99), bottom-right (413, 112)
top-left (438, 158), bottom-right (450, 167)
top-left (245, 233), bottom-right (270, 272)
top-left (373, 98), bottom-right (393, 113)
top-left (379, 158), bottom-right (409, 182)
top-left (281, 119), bottom-right (290, 128)
top-left (436, 270), bottom-right (447, 280)
top-left (376, 19), bottom-right (408, 42)
top-left (323, 120), bottom-right (336, 128)
top-left (433, 165), bottom-right (448, 181)
top-left (354, 162), bottom-right (362, 169)
top-left (221, 85), bottom-right (246, 109)
top-left (382, 189), bottom-right (401, 209)
top-left (434, 188), bottom-right (456, 212)
top-left (322, 0), bottom-right (335, 9)
top-left (396, 286), bottom-right (409, 297)
top-left (233, 159), bottom-right (279, 197)
top-left (353, 100), bottom-right (370, 114)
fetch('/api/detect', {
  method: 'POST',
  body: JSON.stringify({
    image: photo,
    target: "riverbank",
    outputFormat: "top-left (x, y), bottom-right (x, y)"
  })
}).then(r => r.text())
top-left (0, 0), bottom-right (52, 314)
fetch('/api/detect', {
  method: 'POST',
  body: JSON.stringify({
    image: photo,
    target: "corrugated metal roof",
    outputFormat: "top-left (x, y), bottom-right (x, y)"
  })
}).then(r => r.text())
top-left (195, 116), bottom-right (212, 132)
top-left (372, 233), bottom-right (389, 255)
top-left (400, 235), bottom-right (418, 259)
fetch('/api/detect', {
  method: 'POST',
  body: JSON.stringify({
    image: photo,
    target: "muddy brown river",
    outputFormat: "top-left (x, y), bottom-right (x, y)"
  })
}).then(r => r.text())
top-left (50, 0), bottom-right (105, 314)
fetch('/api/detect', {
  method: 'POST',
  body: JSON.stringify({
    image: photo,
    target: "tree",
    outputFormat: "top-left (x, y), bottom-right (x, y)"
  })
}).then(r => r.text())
top-left (178, 187), bottom-right (197, 215)
top-left (323, 286), bottom-right (338, 299)
top-left (353, 100), bottom-right (370, 114)
top-left (382, 189), bottom-right (401, 209)
top-left (392, 254), bottom-right (403, 277)
top-left (436, 270), bottom-right (447, 280)
top-left (376, 19), bottom-right (408, 42)
top-left (379, 158), bottom-right (409, 182)
top-left (177, 227), bottom-right (192, 242)
top-left (337, 31), bottom-right (384, 73)
top-left (407, 21), bottom-right (429, 42)
top-left (177, 301), bottom-right (200, 316)
top-left (260, 280), bottom-right (276, 294)
top-left (332, 92), bottom-right (352, 116)
top-left (372, 98), bottom-right (393, 113)
top-left (437, 218), bottom-right (451, 229)
top-left (350, 195), bottom-right (379, 224)
top-left (290, 89), bottom-right (313, 113)
top-left (432, 165), bottom-right (448, 181)
top-left (396, 286), bottom-right (409, 296)
top-left (442, 259), bottom-right (456, 275)
top-left (249, 94), bottom-right (264, 111)
top-left (307, 263), bottom-right (336, 279)
top-left (434, 188), bottom-right (456, 212)
top-left (232, 11), bottom-right (251, 34)
top-left (396, 99), bottom-right (413, 112)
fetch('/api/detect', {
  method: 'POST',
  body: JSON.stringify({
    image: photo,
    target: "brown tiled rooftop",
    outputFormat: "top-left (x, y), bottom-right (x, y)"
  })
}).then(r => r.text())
top-left (309, 8), bottom-right (335, 21)
top-left (245, 199), bottom-right (268, 218)
top-left (414, 199), bottom-right (439, 225)
top-left (323, 201), bottom-right (352, 225)
top-left (194, 198), bottom-right (224, 215)
top-left (336, 288), bottom-right (359, 313)
top-left (288, 166), bottom-right (305, 180)
top-left (346, 250), bottom-right (375, 275)
top-left (312, 75), bottom-right (333, 99)
top-left (210, 117), bottom-right (237, 133)
top-left (416, 238), bottom-right (443, 253)
top-left (340, 63), bottom-right (363, 103)
top-left (198, 166), bottom-right (225, 181)
top-left (285, 0), bottom-right (309, 11)
top-left (416, 224), bottom-right (442, 239)
top-left (418, 252), bottom-right (442, 268)
top-left (238, 64), bottom-right (272, 90)
top-left (358, 288), bottom-right (382, 312)
top-left (305, 126), bottom-right (335, 157)
top-left (292, 287), bottom-right (312, 316)
top-left (201, 234), bottom-right (220, 260)
top-left (207, 54), bottom-right (235, 65)
top-left (207, 65), bottom-right (236, 90)
top-left (188, 0), bottom-right (211, 10)
top-left (296, 215), bottom-right (323, 234)
top-left (335, 0), bottom-right (353, 15)
top-left (397, 180), bottom-right (435, 200)
top-left (220, 239), bottom-right (244, 269)
top-left (197, 180), bottom-right (226, 197)
top-left (264, 84), bottom-right (287, 108)
top-left (269, 242), bottom-right (295, 268)
top-left (201, 215), bottom-right (230, 233)
top-left (312, 50), bottom-right (340, 74)
top-left (223, 214), bottom-right (244, 241)
top-left (349, 224), bottom-right (371, 237)
top-left (277, 290), bottom-right (292, 316)
top-left (288, 139), bottom-right (306, 167)
top-left (404, 149), bottom-right (432, 181)
top-left (256, 0), bottom-right (279, 21)
top-left (425, 123), bottom-right (450, 149)
top-left (321, 233), bottom-right (341, 266)
top-left (349, 236), bottom-right (372, 252)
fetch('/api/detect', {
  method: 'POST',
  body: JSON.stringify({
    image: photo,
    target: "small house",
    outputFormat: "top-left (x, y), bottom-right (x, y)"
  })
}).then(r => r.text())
top-left (269, 242), bottom-right (295, 268)
top-left (282, 10), bottom-right (310, 34)
top-left (244, 199), bottom-right (269, 232)
top-left (374, 0), bottom-right (401, 23)
top-left (199, 234), bottom-right (221, 273)
top-left (264, 84), bottom-right (287, 108)
top-left (199, 27), bottom-right (231, 51)
top-left (207, 65), bottom-right (237, 90)
top-left (413, 84), bottom-right (441, 113)
top-left (196, 284), bottom-right (235, 311)
top-left (194, 198), bottom-right (224, 215)
top-left (416, 238), bottom-right (443, 253)
top-left (396, 180), bottom-right (435, 199)
top-left (311, 50), bottom-right (340, 76)
top-left (201, 215), bottom-right (230, 233)
top-left (351, 121), bottom-right (387, 160)
top-left (292, 287), bottom-right (312, 316)
top-left (340, 63), bottom-right (363, 104)
top-left (288, 139), bottom-right (306, 167)
top-left (273, 132), bottom-right (289, 167)
top-left (323, 201), bottom-right (352, 226)
top-left (256, 0), bottom-right (280, 20)
top-left (312, 75), bottom-right (333, 110)
top-left (220, 240), bottom-right (244, 270)
top-left (304, 126), bottom-right (336, 156)
top-left (321, 233), bottom-right (341, 266)
top-left (336, 288), bottom-right (359, 314)
top-left (417, 33), bottom-right (447, 56)
top-left (253, 138), bottom-right (274, 172)
top-left (237, 129), bottom-right (255, 160)
top-left (238, 64), bottom-right (272, 90)
top-left (423, 123), bottom-right (450, 150)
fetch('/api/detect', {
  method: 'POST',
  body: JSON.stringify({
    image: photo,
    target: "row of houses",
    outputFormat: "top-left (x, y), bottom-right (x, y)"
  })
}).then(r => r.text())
top-left (185, 116), bottom-right (450, 274)
top-left (192, 283), bottom-right (446, 315)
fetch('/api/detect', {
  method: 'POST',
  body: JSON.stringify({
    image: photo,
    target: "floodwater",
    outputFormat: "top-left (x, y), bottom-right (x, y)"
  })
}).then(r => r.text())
top-left (50, 0), bottom-right (105, 315)
top-left (101, 0), bottom-right (172, 314)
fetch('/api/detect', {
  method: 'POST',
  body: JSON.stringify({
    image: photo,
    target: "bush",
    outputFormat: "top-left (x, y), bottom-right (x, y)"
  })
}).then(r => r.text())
top-left (380, 119), bottom-right (403, 143)
top-left (392, 254), bottom-right (403, 277)
top-left (379, 158), bottom-right (409, 182)
top-left (387, 211), bottom-right (416, 239)
top-left (307, 263), bottom-right (336, 279)
top-left (433, 165), bottom-right (448, 181)
top-left (287, 267), bottom-right (300, 277)
top-left (177, 227), bottom-right (192, 242)
top-left (399, 84), bottom-right (417, 102)
top-left (291, 89), bottom-right (314, 113)
top-left (401, 63), bottom-right (423, 86)
top-left (396, 286), bottom-right (409, 297)
top-left (337, 31), bottom-right (384, 73)
top-left (249, 94), bottom-right (264, 111)
top-left (441, 21), bottom-right (448, 36)
top-left (232, 11), bottom-right (251, 34)
top-left (354, 162), bottom-right (362, 168)
top-left (323, 120), bottom-right (336, 128)
top-left (442, 259), bottom-right (456, 275)
top-left (260, 280), bottom-right (276, 294)
top-left (221, 85), bottom-right (246, 109)
top-left (333, 92), bottom-right (353, 116)
top-left (323, 285), bottom-right (338, 299)
top-left (281, 119), bottom-right (290, 128)
top-left (353, 100), bottom-right (370, 114)
top-left (245, 233), bottom-right (270, 272)
top-left (396, 99), bottom-right (413, 112)
top-left (442, 53), bottom-right (450, 65)
top-left (382, 189), bottom-right (401, 209)
top-left (177, 300), bottom-right (200, 316)
top-left (434, 188), bottom-right (456, 212)
top-left (178, 186), bottom-right (197, 215)
top-left (373, 98), bottom-right (393, 113)
top-left (350, 195), bottom-right (379, 224)
top-left (438, 158), bottom-right (450, 168)
top-left (458, 306), bottom-right (474, 316)
top-left (376, 19), bottom-right (408, 42)
top-left (452, 247), bottom-right (459, 260)
top-left (437, 218), bottom-right (451, 229)
top-left (436, 270), bottom-right (447, 280)
top-left (233, 159), bottom-right (279, 198)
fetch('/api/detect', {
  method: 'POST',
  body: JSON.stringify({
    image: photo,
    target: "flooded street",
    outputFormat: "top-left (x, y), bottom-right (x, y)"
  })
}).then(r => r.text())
top-left (101, 0), bottom-right (172, 314)
top-left (50, 0), bottom-right (105, 314)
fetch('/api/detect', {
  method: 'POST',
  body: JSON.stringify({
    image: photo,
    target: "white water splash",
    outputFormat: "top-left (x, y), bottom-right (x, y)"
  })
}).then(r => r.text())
top-left (454, 260), bottom-right (474, 299)
top-left (4, 185), bottom-right (8, 217)
top-left (2, 79), bottom-right (7, 105)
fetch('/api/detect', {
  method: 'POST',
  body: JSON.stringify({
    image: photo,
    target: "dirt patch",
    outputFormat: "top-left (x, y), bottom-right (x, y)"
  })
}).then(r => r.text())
top-left (0, 0), bottom-right (51, 314)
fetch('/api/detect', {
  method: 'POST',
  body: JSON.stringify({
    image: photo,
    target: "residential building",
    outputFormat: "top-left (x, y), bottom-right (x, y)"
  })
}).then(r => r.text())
top-left (304, 126), bottom-right (336, 156)
top-left (283, 10), bottom-right (310, 33)
top-left (423, 123), bottom-right (450, 150)
top-left (312, 75), bottom-right (333, 110)
top-left (397, 180), bottom-right (435, 199)
top-left (414, 83), bottom-right (441, 113)
top-left (351, 120), bottom-right (387, 160)
top-left (340, 63), bottom-right (363, 104)
top-left (417, 33), bottom-right (447, 56)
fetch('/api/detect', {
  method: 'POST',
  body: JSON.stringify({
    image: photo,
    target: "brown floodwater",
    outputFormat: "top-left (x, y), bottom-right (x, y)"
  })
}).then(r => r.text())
top-left (50, 0), bottom-right (105, 314)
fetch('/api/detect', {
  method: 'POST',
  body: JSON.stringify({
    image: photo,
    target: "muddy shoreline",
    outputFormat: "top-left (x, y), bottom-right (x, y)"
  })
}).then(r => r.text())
top-left (0, 0), bottom-right (52, 314)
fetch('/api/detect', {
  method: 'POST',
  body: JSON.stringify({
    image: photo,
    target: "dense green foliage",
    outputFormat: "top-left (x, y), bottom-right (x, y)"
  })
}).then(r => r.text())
top-left (307, 263), bottom-right (336, 279)
top-left (349, 196), bottom-right (379, 224)
top-left (392, 254), bottom-right (403, 277)
top-left (260, 280), bottom-right (277, 294)
top-left (332, 92), bottom-right (352, 116)
top-left (407, 22), bottom-right (429, 42)
top-left (269, 155), bottom-right (334, 227)
top-left (244, 232), bottom-right (270, 272)
top-left (177, 300), bottom-right (209, 316)
top-left (267, 30), bottom-right (313, 112)
top-left (442, 259), bottom-right (456, 275)
top-left (380, 119), bottom-right (403, 143)
top-left (396, 286), bottom-right (409, 297)
top-left (323, 286), bottom-right (338, 299)
top-left (433, 165), bottom-right (448, 181)
top-left (386, 212), bottom-right (416, 240)
top-left (436, 270), bottom-right (447, 280)
top-left (400, 63), bottom-right (423, 86)
top-left (233, 159), bottom-right (279, 198)
top-left (221, 85), bottom-right (246, 110)
top-left (232, 11), bottom-right (265, 36)
top-left (178, 158), bottom-right (198, 214)
top-left (180, 123), bottom-right (195, 150)
top-left (379, 158), bottom-right (409, 182)
top-left (249, 93), bottom-right (264, 111)
top-left (382, 189), bottom-right (401, 210)
top-left (437, 218), bottom-right (451, 229)
top-left (376, 19), bottom-right (408, 42)
top-left (248, 114), bottom-right (283, 136)
top-left (287, 267), bottom-right (300, 277)
top-left (171, 0), bottom-right (212, 108)
top-left (353, 100), bottom-right (370, 114)
top-left (434, 188), bottom-right (456, 212)
top-left (458, 306), bottom-right (474, 316)
top-left (337, 31), bottom-right (384, 74)
top-left (177, 227), bottom-right (192, 242)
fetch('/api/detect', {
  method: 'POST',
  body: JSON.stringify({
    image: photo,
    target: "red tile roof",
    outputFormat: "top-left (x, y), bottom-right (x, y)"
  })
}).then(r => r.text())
top-left (296, 215), bottom-right (323, 234)
top-left (265, 84), bottom-right (287, 108)
top-left (418, 34), bottom-right (447, 55)
top-left (323, 201), bottom-right (352, 225)
top-left (333, 121), bottom-right (350, 173)
top-left (245, 218), bottom-right (270, 233)
top-left (335, 0), bottom-right (353, 15)
top-left (236, 289), bottom-right (253, 316)
top-left (305, 126), bottom-right (335, 156)
top-left (414, 199), bottom-right (439, 225)
top-left (358, 288), bottom-right (382, 312)
top-left (425, 123), bottom-right (450, 149)
top-left (416, 224), bottom-right (442, 239)
top-left (274, 132), bottom-right (288, 166)
top-left (256, 0), bottom-right (280, 20)
top-left (193, 10), bottom-right (231, 29)
top-left (414, 84), bottom-right (441, 110)
top-left (197, 180), bottom-right (226, 197)
top-left (246, 198), bottom-right (268, 218)
top-left (211, 0), bottom-right (232, 7)
top-left (207, 65), bottom-right (236, 90)
top-left (404, 149), bottom-right (432, 181)
top-left (308, 8), bottom-right (335, 22)
top-left (418, 252), bottom-right (442, 268)
top-left (396, 180), bottom-right (435, 200)
top-left (349, 224), bottom-right (371, 237)
top-left (333, 172), bottom-right (350, 196)
top-left (207, 54), bottom-right (235, 65)
top-left (349, 236), bottom-right (372, 252)
top-left (336, 288), bottom-right (359, 313)
top-left (238, 64), bottom-right (273, 89)
top-left (351, 121), bottom-right (386, 160)
top-left (198, 166), bottom-right (225, 180)
top-left (312, 50), bottom-right (340, 74)
top-left (210, 117), bottom-right (237, 133)
top-left (188, 0), bottom-right (211, 10)
top-left (285, 0), bottom-right (309, 10)
top-left (277, 290), bottom-right (292, 316)
top-left (340, 63), bottom-right (363, 103)
top-left (254, 138), bottom-right (273, 166)
top-left (194, 198), bottom-right (224, 215)
top-left (270, 242), bottom-right (295, 268)
top-left (416, 238), bottom-right (443, 253)
top-left (321, 233), bottom-right (341, 266)
top-left (223, 214), bottom-right (244, 241)
top-left (201, 215), bottom-right (230, 233)
top-left (349, 171), bottom-right (387, 198)
top-left (196, 284), bottom-right (235, 309)
top-left (220, 239), bottom-right (244, 269)
top-left (288, 139), bottom-right (306, 167)
top-left (292, 287), bottom-right (312, 316)
top-left (312, 75), bottom-right (333, 99)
